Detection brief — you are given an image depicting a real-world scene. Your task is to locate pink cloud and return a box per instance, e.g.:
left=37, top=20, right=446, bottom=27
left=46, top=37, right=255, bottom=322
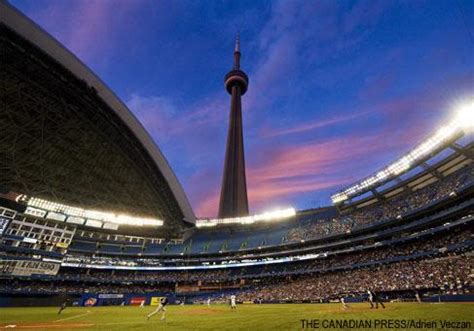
left=24, top=0, right=144, bottom=63
left=128, top=94, right=227, bottom=136
left=248, top=135, right=399, bottom=182
left=260, top=110, right=373, bottom=138
left=193, top=188, right=221, bottom=218
left=193, top=130, right=412, bottom=217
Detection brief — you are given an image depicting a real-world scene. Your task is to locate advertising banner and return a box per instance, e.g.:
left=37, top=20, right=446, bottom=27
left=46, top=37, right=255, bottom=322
left=55, top=242, right=69, bottom=248
left=130, top=297, right=146, bottom=305
left=150, top=297, right=163, bottom=306
left=84, top=298, right=97, bottom=306
left=0, top=259, right=60, bottom=276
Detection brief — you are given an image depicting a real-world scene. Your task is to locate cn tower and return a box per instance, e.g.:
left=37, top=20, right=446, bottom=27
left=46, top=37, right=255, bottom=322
left=218, top=34, right=249, bottom=218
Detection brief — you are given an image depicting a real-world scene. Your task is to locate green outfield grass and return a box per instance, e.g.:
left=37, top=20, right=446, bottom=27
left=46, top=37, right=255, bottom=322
left=1, top=303, right=473, bottom=330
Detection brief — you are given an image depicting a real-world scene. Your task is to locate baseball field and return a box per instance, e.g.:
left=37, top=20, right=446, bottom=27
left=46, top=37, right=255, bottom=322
left=1, top=303, right=473, bottom=330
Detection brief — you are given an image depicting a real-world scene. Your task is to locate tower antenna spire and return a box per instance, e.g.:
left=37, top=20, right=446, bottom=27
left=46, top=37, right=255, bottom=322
left=233, top=32, right=241, bottom=70
left=235, top=32, right=240, bottom=53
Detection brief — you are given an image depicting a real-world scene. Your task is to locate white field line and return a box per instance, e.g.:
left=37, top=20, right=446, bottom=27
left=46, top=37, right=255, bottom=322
left=54, top=311, right=91, bottom=322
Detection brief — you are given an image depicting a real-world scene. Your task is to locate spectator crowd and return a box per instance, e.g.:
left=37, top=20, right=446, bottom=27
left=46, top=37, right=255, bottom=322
left=237, top=254, right=472, bottom=301
left=2, top=228, right=471, bottom=299
left=287, top=165, right=472, bottom=241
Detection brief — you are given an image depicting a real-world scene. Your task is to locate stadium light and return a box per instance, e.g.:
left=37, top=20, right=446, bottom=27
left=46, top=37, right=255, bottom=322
left=454, top=100, right=474, bottom=131
left=196, top=208, right=296, bottom=227
left=331, top=99, right=473, bottom=204
left=25, top=196, right=163, bottom=227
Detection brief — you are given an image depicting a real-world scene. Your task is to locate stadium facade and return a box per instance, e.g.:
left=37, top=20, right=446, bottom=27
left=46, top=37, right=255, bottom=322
left=0, top=0, right=473, bottom=309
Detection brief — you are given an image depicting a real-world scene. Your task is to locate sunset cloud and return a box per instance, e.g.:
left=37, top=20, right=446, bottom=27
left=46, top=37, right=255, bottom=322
left=25, top=0, right=144, bottom=64
left=194, top=125, right=422, bottom=216
left=260, top=111, right=373, bottom=138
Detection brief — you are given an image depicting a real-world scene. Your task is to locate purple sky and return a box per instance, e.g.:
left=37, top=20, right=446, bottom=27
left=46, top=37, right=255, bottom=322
left=11, top=0, right=474, bottom=217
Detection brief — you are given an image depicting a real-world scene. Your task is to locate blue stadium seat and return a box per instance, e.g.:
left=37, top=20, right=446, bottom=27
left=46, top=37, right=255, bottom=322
left=99, top=244, right=122, bottom=253
left=124, top=246, right=143, bottom=254
left=144, top=244, right=165, bottom=254
left=69, top=240, right=97, bottom=252
left=163, top=244, right=184, bottom=255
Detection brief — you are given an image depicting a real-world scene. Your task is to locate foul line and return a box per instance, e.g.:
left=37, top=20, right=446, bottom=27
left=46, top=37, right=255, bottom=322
left=54, top=311, right=91, bottom=322
left=1, top=324, right=94, bottom=329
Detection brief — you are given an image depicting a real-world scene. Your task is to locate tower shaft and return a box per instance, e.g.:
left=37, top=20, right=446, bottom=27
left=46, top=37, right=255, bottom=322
left=218, top=85, right=249, bottom=218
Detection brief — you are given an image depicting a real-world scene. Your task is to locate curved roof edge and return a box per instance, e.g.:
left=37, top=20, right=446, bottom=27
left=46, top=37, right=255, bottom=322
left=0, top=0, right=196, bottom=223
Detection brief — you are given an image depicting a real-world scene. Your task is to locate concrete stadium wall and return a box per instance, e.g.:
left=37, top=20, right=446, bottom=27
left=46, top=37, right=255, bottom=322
left=0, top=294, right=80, bottom=307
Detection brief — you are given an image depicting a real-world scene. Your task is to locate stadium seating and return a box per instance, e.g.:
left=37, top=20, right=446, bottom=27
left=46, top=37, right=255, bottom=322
left=60, top=165, right=473, bottom=258
left=1, top=158, right=472, bottom=303
left=30, top=163, right=462, bottom=262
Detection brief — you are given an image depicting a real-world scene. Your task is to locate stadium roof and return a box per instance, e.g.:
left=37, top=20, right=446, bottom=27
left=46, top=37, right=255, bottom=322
left=0, top=1, right=195, bottom=230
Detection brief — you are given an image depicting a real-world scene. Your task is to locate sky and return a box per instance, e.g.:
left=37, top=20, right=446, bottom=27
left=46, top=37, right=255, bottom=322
left=10, top=0, right=474, bottom=217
